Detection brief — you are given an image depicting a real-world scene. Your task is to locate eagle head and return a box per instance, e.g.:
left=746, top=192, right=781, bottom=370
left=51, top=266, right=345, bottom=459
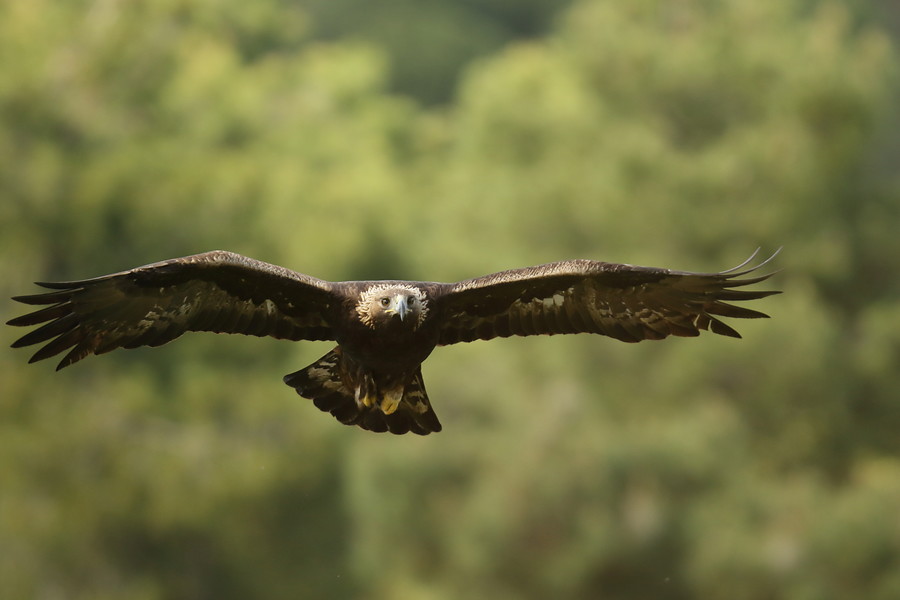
left=356, top=284, right=428, bottom=330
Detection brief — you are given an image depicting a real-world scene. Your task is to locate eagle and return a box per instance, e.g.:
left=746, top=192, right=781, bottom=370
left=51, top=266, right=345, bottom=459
left=8, top=249, right=779, bottom=435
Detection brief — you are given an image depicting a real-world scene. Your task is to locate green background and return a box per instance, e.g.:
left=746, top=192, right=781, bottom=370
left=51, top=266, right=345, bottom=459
left=2, top=0, right=899, bottom=598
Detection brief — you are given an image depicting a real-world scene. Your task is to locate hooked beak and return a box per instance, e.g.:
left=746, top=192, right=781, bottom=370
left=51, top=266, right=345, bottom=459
left=386, top=295, right=408, bottom=322
left=394, top=295, right=408, bottom=322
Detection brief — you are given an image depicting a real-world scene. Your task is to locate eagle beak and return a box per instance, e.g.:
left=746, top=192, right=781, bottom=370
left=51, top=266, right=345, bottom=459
left=394, top=295, right=408, bottom=322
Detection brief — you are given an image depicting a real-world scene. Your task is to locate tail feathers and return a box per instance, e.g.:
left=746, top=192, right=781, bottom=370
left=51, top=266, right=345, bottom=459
left=283, top=348, right=442, bottom=435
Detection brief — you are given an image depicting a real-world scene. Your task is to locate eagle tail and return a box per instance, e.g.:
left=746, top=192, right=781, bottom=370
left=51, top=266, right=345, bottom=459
left=283, top=348, right=442, bottom=435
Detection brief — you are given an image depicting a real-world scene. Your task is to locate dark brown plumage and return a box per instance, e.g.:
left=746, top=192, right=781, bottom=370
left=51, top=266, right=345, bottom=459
left=7, top=249, right=780, bottom=434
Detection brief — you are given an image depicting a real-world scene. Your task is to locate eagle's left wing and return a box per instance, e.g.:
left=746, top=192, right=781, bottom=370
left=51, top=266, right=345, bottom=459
left=433, top=250, right=780, bottom=345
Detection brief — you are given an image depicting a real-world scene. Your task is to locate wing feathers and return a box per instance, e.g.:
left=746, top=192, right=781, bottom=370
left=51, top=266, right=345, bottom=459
left=705, top=302, right=770, bottom=320
left=10, top=312, right=79, bottom=348
left=60, top=339, right=95, bottom=369
left=8, top=251, right=339, bottom=369
left=10, top=250, right=780, bottom=371
left=707, top=316, right=741, bottom=338
left=6, top=302, right=73, bottom=327
left=28, top=327, right=85, bottom=365
left=435, top=250, right=780, bottom=345
left=11, top=289, right=77, bottom=305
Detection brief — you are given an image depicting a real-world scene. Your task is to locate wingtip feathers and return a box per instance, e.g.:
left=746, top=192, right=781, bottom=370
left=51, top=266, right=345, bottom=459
left=718, top=247, right=782, bottom=280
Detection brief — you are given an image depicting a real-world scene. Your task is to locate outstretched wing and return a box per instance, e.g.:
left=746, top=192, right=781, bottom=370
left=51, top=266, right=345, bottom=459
left=433, top=250, right=780, bottom=345
left=8, top=251, right=338, bottom=370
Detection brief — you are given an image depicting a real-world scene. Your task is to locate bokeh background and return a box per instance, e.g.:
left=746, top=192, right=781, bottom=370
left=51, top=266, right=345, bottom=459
left=2, top=1, right=899, bottom=598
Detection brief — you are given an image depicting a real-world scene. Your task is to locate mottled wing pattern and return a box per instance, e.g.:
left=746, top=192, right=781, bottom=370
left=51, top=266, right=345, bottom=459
left=8, top=251, right=338, bottom=370
left=434, top=250, right=780, bottom=345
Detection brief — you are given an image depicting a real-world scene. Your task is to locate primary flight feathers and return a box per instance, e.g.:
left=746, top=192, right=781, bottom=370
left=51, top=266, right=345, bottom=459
left=8, top=249, right=780, bottom=435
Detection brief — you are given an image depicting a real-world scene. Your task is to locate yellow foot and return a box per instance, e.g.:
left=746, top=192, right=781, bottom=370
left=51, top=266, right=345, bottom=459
left=380, top=390, right=402, bottom=415
left=355, top=386, right=376, bottom=409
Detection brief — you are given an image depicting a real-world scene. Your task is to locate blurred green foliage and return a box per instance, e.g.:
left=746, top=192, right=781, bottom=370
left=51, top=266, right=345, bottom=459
left=2, top=0, right=899, bottom=599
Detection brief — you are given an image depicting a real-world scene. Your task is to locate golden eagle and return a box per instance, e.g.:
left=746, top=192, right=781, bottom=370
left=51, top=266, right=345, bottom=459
left=8, top=250, right=779, bottom=434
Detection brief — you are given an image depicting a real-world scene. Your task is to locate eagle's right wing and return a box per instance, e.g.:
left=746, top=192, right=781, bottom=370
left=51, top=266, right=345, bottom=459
left=8, top=251, right=338, bottom=370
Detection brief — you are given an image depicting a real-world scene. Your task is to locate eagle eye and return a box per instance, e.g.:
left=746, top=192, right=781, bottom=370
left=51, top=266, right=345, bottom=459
left=407, top=295, right=416, bottom=307
left=380, top=297, right=391, bottom=308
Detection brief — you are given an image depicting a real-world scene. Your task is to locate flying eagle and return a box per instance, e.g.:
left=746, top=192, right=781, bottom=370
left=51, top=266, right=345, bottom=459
left=8, top=250, right=779, bottom=435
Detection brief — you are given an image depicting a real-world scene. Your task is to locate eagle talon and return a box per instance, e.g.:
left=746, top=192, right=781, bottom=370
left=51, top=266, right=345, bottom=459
left=380, top=395, right=401, bottom=415
left=354, top=386, right=376, bottom=409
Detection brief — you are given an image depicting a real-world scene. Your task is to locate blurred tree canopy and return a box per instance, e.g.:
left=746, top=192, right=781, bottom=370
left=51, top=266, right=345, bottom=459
left=1, top=1, right=898, bottom=599
left=305, top=0, right=573, bottom=105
